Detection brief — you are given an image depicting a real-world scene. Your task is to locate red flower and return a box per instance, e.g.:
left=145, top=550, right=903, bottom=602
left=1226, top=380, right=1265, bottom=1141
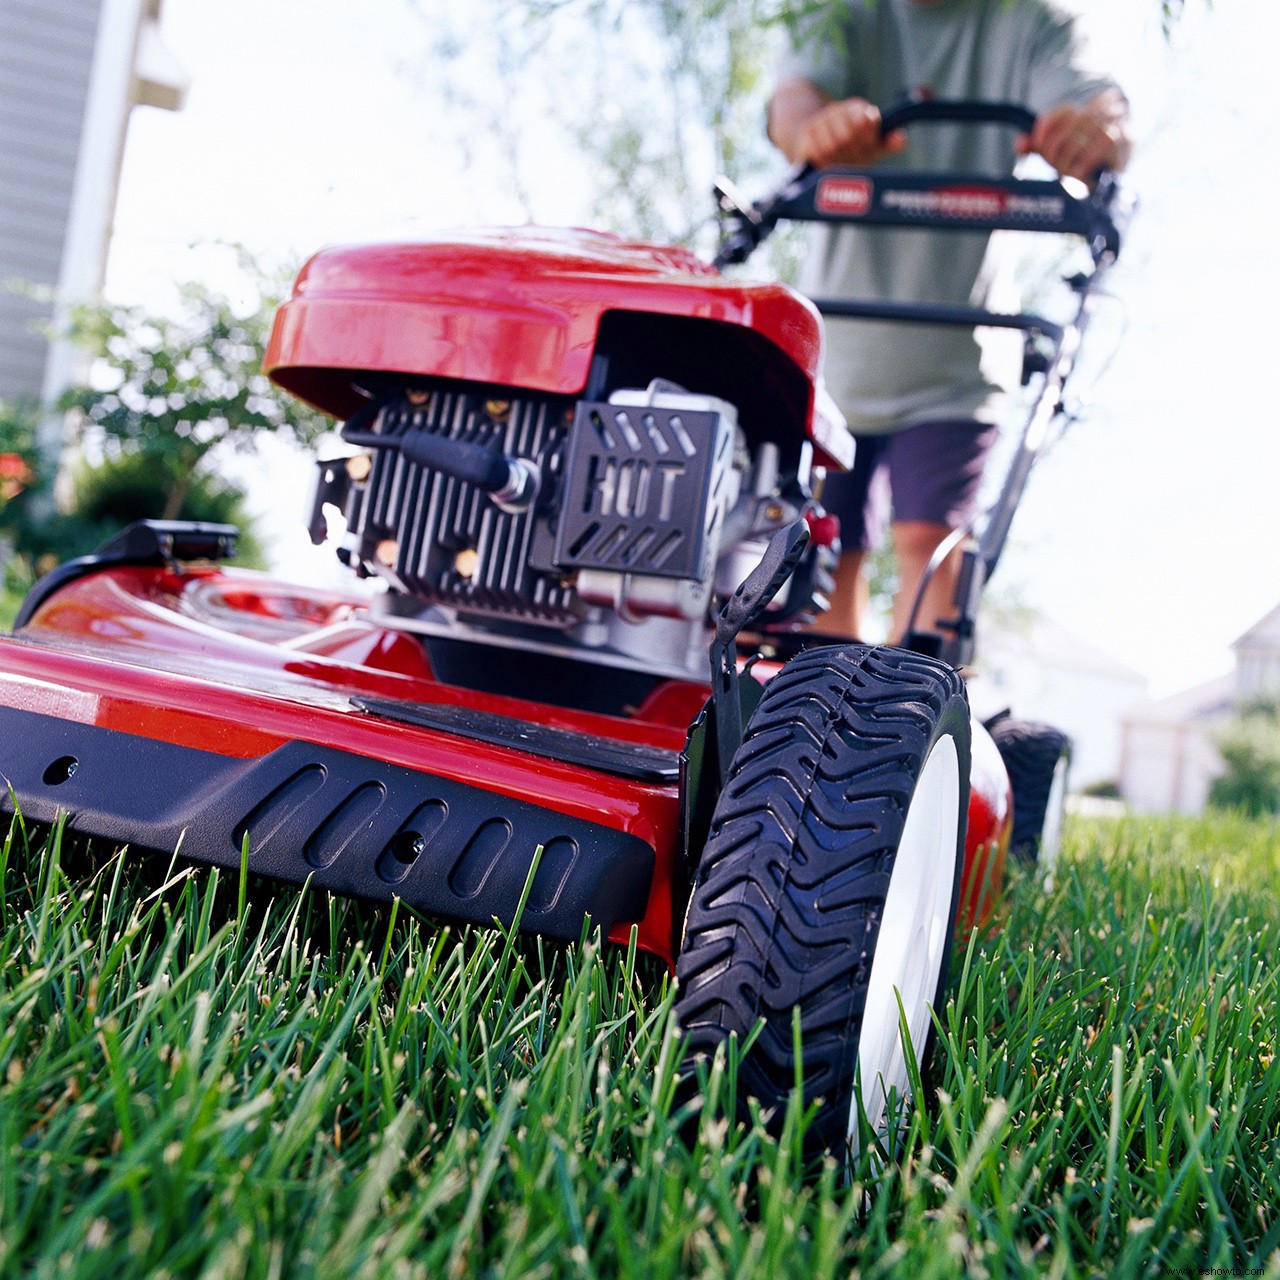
left=0, top=451, right=33, bottom=501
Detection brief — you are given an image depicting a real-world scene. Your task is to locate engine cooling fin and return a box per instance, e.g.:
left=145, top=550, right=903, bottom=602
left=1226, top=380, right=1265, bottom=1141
left=352, top=387, right=578, bottom=624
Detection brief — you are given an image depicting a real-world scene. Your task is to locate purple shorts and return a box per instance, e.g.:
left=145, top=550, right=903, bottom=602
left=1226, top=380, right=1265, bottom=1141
left=821, top=417, right=999, bottom=551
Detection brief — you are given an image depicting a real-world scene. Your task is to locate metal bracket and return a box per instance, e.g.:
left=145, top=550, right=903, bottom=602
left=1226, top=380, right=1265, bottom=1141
left=13, top=520, right=240, bottom=630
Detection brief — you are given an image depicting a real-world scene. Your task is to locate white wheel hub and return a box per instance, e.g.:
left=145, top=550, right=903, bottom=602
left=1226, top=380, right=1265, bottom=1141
left=1039, top=752, right=1070, bottom=867
left=849, top=732, right=961, bottom=1151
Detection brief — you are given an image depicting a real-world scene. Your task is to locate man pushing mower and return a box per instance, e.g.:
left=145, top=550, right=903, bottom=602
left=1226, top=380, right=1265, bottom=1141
left=768, top=0, right=1132, bottom=642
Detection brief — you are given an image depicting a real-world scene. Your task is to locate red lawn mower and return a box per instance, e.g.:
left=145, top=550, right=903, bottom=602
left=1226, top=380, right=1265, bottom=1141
left=0, top=101, right=1127, bottom=1155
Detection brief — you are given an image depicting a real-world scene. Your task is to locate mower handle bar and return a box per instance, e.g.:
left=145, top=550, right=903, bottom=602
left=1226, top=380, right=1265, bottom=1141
left=710, top=97, right=1131, bottom=639
left=712, top=98, right=1124, bottom=270
left=760, top=98, right=1040, bottom=215
left=808, top=98, right=1042, bottom=193
left=780, top=99, right=1041, bottom=193
left=879, top=97, right=1037, bottom=137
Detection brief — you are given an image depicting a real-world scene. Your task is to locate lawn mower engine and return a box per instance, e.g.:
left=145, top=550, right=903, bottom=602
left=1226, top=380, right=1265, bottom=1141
left=274, top=230, right=846, bottom=690
left=314, top=375, right=816, bottom=678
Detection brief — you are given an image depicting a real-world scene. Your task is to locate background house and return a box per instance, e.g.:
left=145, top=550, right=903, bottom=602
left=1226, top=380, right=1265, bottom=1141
left=0, top=0, right=186, bottom=424
left=973, top=609, right=1149, bottom=790
left=1118, top=603, right=1280, bottom=813
left=1117, top=674, right=1233, bottom=814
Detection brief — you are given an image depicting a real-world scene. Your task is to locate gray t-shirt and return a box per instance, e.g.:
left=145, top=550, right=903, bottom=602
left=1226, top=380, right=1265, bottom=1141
left=778, top=0, right=1115, bottom=433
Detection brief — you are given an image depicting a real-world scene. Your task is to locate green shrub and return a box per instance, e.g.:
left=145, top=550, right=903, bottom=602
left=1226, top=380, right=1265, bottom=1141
left=1209, top=698, right=1280, bottom=817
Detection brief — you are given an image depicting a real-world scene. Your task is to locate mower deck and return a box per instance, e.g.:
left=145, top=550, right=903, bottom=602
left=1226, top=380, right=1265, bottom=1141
left=0, top=562, right=698, bottom=959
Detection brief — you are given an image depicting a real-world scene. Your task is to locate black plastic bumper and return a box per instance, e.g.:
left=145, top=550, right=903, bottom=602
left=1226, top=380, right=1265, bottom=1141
left=0, top=705, right=655, bottom=940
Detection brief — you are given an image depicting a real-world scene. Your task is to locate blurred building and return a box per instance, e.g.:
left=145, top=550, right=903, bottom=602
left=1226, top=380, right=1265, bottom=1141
left=971, top=609, right=1149, bottom=792
left=0, top=0, right=186, bottom=412
left=1118, top=603, right=1280, bottom=814
left=1116, top=675, right=1232, bottom=815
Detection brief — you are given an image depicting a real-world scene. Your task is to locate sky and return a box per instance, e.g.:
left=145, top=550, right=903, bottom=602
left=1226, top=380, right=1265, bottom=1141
left=105, top=0, right=1280, bottom=700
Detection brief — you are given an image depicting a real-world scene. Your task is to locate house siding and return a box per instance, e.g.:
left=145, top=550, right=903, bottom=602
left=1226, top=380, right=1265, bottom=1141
left=0, top=0, right=104, bottom=402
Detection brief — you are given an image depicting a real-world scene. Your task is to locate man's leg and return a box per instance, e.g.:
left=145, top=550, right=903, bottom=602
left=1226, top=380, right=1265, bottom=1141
left=825, top=548, right=869, bottom=637
left=813, top=435, right=886, bottom=639
left=890, top=519, right=962, bottom=642
left=885, top=418, right=999, bottom=644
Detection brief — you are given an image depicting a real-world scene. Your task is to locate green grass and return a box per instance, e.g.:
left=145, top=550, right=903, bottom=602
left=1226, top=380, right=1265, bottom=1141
left=0, top=578, right=25, bottom=631
left=2, top=811, right=1279, bottom=1278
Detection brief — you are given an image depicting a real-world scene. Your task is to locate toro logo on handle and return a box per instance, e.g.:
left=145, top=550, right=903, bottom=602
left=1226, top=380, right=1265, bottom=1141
left=816, top=175, right=873, bottom=216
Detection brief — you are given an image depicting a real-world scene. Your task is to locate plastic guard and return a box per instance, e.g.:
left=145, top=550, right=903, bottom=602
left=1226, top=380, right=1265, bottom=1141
left=553, top=400, right=722, bottom=579
left=0, top=705, right=654, bottom=940
left=14, top=520, right=240, bottom=629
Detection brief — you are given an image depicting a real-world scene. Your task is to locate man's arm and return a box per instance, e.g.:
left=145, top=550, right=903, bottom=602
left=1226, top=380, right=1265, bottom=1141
left=1016, top=87, right=1133, bottom=180
left=768, top=75, right=908, bottom=168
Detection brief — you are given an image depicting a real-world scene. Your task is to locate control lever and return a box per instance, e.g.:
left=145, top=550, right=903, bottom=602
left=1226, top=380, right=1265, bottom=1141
left=709, top=519, right=811, bottom=785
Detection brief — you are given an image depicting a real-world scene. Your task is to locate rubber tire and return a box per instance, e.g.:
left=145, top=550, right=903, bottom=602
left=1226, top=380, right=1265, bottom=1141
left=987, top=717, right=1072, bottom=865
left=674, top=643, right=970, bottom=1157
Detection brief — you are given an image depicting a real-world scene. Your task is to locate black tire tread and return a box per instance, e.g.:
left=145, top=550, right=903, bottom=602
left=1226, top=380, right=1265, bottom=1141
left=987, top=717, right=1071, bottom=862
left=674, top=643, right=970, bottom=1152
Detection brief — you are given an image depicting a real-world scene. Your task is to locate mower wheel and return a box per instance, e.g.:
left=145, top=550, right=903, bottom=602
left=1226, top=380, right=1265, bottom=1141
left=987, top=717, right=1071, bottom=865
left=673, top=644, right=970, bottom=1157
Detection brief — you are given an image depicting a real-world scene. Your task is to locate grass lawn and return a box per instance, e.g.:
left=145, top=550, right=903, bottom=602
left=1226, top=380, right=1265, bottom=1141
left=0, top=579, right=25, bottom=632
left=2, top=810, right=1278, bottom=1278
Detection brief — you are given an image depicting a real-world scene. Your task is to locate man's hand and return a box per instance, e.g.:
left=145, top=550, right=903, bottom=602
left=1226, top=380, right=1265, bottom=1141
left=769, top=78, right=908, bottom=168
left=793, top=97, right=909, bottom=168
left=1016, top=88, right=1132, bottom=181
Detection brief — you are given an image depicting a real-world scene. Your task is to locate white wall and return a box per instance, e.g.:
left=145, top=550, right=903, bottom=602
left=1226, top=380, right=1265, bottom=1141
left=1119, top=718, right=1223, bottom=815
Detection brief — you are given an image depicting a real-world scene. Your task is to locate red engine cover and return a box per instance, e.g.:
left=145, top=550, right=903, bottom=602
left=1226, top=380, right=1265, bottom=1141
left=264, top=227, right=853, bottom=470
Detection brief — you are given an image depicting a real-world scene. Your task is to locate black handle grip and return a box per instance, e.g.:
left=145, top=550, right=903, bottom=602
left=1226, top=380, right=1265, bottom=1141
left=761, top=101, right=1038, bottom=213
left=880, top=98, right=1037, bottom=138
